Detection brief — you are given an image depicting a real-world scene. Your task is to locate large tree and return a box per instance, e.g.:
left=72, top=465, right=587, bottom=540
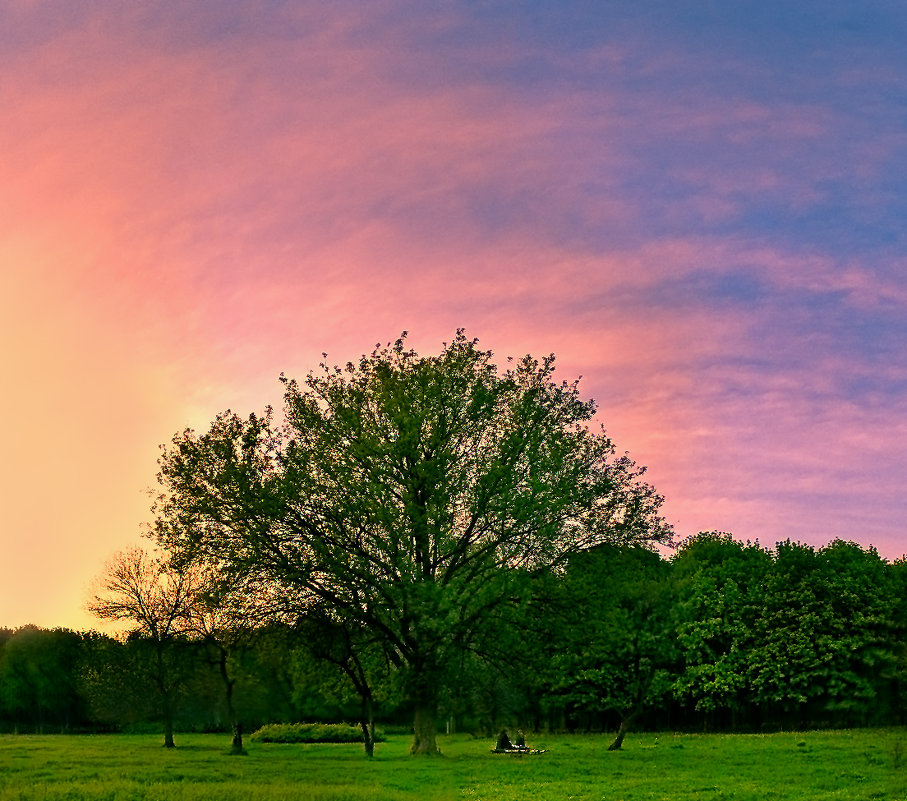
left=747, top=539, right=896, bottom=728
left=671, top=532, right=770, bottom=729
left=153, top=332, right=672, bottom=754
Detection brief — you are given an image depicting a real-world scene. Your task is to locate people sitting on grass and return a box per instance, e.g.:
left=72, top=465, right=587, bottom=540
left=493, top=728, right=544, bottom=754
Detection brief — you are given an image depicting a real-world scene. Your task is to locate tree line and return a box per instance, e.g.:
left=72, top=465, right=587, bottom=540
left=4, top=332, right=903, bottom=754
left=2, top=534, right=904, bottom=749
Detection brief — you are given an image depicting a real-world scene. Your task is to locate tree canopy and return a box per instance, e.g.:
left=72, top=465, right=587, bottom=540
left=152, top=332, right=673, bottom=753
left=3, top=538, right=906, bottom=741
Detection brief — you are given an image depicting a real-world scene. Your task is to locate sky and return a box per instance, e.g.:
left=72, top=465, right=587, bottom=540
left=2, top=0, right=906, bottom=631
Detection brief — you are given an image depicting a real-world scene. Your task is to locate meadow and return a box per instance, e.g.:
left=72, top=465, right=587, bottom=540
left=0, top=729, right=904, bottom=801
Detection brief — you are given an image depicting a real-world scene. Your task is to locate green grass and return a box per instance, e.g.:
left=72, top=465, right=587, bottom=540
left=0, top=729, right=905, bottom=800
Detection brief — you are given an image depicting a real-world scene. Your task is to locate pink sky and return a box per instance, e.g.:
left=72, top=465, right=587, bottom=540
left=2, top=2, right=906, bottom=630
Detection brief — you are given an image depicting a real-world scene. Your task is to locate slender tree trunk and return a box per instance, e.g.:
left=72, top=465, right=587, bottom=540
left=359, top=692, right=375, bottom=758
left=156, top=645, right=176, bottom=748
left=161, top=682, right=176, bottom=748
left=607, top=713, right=636, bottom=751
left=333, top=637, right=377, bottom=758
left=608, top=661, right=650, bottom=751
left=227, top=680, right=243, bottom=755
left=218, top=649, right=244, bottom=755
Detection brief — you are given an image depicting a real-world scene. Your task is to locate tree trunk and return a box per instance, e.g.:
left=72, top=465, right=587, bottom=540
left=359, top=691, right=376, bottom=758
left=408, top=661, right=441, bottom=755
left=607, top=715, right=634, bottom=751
left=163, top=715, right=176, bottom=748
left=219, top=650, right=245, bottom=755
left=160, top=686, right=176, bottom=748
left=156, top=644, right=176, bottom=748
left=230, top=720, right=244, bottom=755
left=331, top=636, right=377, bottom=759
left=411, top=701, right=440, bottom=755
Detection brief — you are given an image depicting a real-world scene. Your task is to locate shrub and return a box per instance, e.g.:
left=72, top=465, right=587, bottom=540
left=249, top=723, right=385, bottom=744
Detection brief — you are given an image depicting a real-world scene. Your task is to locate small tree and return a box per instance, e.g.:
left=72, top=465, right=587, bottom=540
left=294, top=609, right=388, bottom=757
left=548, top=545, right=677, bottom=749
left=87, top=547, right=197, bottom=747
left=153, top=332, right=673, bottom=754
left=181, top=569, right=286, bottom=754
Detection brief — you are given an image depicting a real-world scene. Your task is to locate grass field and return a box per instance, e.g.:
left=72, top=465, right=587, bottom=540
left=0, top=729, right=904, bottom=801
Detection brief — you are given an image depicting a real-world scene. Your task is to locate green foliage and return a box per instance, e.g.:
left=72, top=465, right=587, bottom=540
left=234, top=625, right=310, bottom=725
left=7, top=536, right=907, bottom=740
left=249, top=722, right=386, bottom=744
left=670, top=533, right=904, bottom=729
left=672, top=532, right=771, bottom=720
left=543, top=544, right=677, bottom=740
left=77, top=630, right=149, bottom=727
left=153, top=332, right=672, bottom=753
left=747, top=540, right=895, bottom=723
left=0, top=626, right=85, bottom=732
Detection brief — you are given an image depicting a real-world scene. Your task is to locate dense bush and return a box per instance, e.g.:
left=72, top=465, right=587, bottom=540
left=249, top=722, right=385, bottom=744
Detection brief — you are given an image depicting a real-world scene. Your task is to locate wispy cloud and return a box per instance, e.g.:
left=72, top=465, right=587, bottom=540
left=2, top=0, right=906, bottom=627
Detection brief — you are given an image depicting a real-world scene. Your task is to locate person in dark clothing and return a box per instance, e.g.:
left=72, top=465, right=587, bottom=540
left=493, top=727, right=546, bottom=754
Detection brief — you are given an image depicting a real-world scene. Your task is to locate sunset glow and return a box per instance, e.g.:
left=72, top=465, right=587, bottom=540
left=2, top=1, right=906, bottom=630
